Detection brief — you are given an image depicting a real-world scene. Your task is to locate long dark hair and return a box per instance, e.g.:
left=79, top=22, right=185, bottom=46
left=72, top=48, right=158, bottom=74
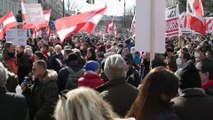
left=87, top=47, right=96, bottom=61
left=126, top=67, right=179, bottom=120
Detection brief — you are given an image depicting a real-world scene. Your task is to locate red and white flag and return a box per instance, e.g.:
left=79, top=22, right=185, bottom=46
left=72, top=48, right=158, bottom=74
left=0, top=12, right=18, bottom=39
left=205, top=17, right=213, bottom=33
left=131, top=15, right=136, bottom=33
left=114, top=24, right=118, bottom=36
left=106, top=19, right=114, bottom=34
left=55, top=6, right=107, bottom=41
left=179, top=12, right=191, bottom=34
left=187, top=0, right=206, bottom=35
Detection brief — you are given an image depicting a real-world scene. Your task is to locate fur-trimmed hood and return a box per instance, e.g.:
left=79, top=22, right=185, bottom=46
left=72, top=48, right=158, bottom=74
left=42, top=70, right=58, bottom=83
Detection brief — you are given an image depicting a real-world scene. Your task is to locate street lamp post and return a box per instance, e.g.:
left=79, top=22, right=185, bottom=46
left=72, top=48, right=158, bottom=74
left=63, top=0, right=65, bottom=17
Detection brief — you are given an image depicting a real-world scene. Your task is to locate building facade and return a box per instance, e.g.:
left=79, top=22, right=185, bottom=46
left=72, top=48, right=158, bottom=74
left=38, top=0, right=63, bottom=19
left=0, top=0, right=38, bottom=17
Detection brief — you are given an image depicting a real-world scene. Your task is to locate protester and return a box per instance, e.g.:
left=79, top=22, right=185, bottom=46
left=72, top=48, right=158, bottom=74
left=0, top=62, right=27, bottom=120
left=87, top=47, right=96, bottom=61
left=72, top=48, right=86, bottom=68
left=3, top=42, right=18, bottom=74
left=54, top=87, right=135, bottom=120
left=57, top=53, right=84, bottom=92
left=172, top=60, right=213, bottom=120
left=124, top=57, right=141, bottom=87
left=97, top=54, right=138, bottom=117
left=126, top=67, right=179, bottom=120
left=17, top=45, right=33, bottom=83
left=196, top=58, right=213, bottom=97
left=22, top=60, right=59, bottom=120
left=78, top=60, right=104, bottom=89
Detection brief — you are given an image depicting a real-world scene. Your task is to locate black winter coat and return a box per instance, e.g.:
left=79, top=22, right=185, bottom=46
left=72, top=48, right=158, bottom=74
left=23, top=70, right=59, bottom=120
left=97, top=78, right=138, bottom=117
left=0, top=86, right=27, bottom=120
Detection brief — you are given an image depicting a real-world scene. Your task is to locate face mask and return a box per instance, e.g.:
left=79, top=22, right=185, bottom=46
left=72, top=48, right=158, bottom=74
left=176, top=58, right=182, bottom=65
left=194, top=52, right=200, bottom=58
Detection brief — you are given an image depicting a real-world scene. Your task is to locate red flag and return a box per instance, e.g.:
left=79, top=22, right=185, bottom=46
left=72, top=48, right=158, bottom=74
left=55, top=6, right=107, bottom=41
left=187, top=0, right=206, bottom=35
left=106, top=19, right=114, bottom=34
left=0, top=11, right=18, bottom=39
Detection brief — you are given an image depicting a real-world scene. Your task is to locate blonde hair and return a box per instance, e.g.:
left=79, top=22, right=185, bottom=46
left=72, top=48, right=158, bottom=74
left=54, top=87, right=117, bottom=120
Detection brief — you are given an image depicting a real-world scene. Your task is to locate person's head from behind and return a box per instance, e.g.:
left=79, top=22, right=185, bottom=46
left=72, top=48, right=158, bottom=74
left=67, top=53, right=78, bottom=65
left=0, top=62, right=8, bottom=87
left=176, top=60, right=201, bottom=89
left=127, top=67, right=179, bottom=120
left=4, top=42, right=15, bottom=54
left=32, top=60, right=47, bottom=79
left=24, top=47, right=33, bottom=57
left=196, top=58, right=213, bottom=84
left=151, top=54, right=166, bottom=69
left=104, top=54, right=127, bottom=80
left=84, top=60, right=100, bottom=74
left=54, top=87, right=116, bottom=120
left=35, top=51, right=46, bottom=61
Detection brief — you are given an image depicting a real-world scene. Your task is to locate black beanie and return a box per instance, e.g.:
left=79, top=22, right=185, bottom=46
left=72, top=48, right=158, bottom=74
left=67, top=53, right=78, bottom=64
left=175, top=60, right=201, bottom=89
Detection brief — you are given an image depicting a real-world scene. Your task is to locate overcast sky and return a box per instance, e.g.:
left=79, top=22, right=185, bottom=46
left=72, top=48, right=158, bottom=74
left=63, top=0, right=136, bottom=16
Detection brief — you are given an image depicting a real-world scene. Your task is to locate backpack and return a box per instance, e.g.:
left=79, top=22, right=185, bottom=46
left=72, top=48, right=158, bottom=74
left=65, top=67, right=84, bottom=90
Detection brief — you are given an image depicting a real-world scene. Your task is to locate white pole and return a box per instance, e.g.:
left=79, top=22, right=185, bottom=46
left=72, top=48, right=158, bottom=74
left=150, top=0, right=156, bottom=63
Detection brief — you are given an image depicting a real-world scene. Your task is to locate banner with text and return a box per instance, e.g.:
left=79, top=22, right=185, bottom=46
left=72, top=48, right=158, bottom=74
left=6, top=29, right=27, bottom=46
left=24, top=3, right=45, bottom=24
left=165, top=5, right=179, bottom=37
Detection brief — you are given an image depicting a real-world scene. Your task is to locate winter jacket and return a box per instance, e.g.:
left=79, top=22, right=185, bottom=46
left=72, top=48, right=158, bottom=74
left=78, top=71, right=104, bottom=89
left=6, top=71, right=19, bottom=92
left=3, top=50, right=18, bottom=74
left=172, top=88, right=213, bottom=120
left=57, top=61, right=83, bottom=92
left=17, top=52, right=33, bottom=83
left=126, top=67, right=141, bottom=87
left=97, top=77, right=138, bottom=117
left=47, top=53, right=63, bottom=72
left=0, top=86, right=27, bottom=120
left=23, top=70, right=59, bottom=120
left=202, top=80, right=213, bottom=97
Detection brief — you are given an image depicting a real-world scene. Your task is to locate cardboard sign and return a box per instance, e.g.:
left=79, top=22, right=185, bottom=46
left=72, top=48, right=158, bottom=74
left=6, top=29, right=27, bottom=45
left=24, top=3, right=45, bottom=24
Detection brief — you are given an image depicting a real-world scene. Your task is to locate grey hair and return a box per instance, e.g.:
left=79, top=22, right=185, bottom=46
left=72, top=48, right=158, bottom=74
left=0, top=62, right=8, bottom=86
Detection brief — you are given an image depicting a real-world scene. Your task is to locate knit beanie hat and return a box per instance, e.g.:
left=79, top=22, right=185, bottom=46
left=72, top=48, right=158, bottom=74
left=104, top=54, right=126, bottom=80
left=67, top=53, right=78, bottom=64
left=84, top=60, right=99, bottom=72
left=175, top=60, right=201, bottom=89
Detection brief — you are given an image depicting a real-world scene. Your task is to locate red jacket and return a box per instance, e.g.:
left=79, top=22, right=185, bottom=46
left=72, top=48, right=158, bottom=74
left=78, top=72, right=104, bottom=89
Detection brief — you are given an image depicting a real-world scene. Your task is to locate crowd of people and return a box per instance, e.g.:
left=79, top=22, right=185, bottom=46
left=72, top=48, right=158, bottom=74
left=0, top=33, right=213, bottom=120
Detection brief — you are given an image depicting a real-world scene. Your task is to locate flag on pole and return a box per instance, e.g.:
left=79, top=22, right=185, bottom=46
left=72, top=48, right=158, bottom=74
left=55, top=6, right=107, bottom=41
left=106, top=19, right=114, bottom=34
left=0, top=12, right=18, bottom=39
left=131, top=15, right=136, bottom=33
left=114, top=24, right=118, bottom=36
left=179, top=12, right=191, bottom=34
left=187, top=0, right=206, bottom=35
left=205, top=17, right=213, bottom=33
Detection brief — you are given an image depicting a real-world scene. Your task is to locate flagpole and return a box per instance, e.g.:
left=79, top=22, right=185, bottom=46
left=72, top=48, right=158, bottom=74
left=150, top=0, right=156, bottom=63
